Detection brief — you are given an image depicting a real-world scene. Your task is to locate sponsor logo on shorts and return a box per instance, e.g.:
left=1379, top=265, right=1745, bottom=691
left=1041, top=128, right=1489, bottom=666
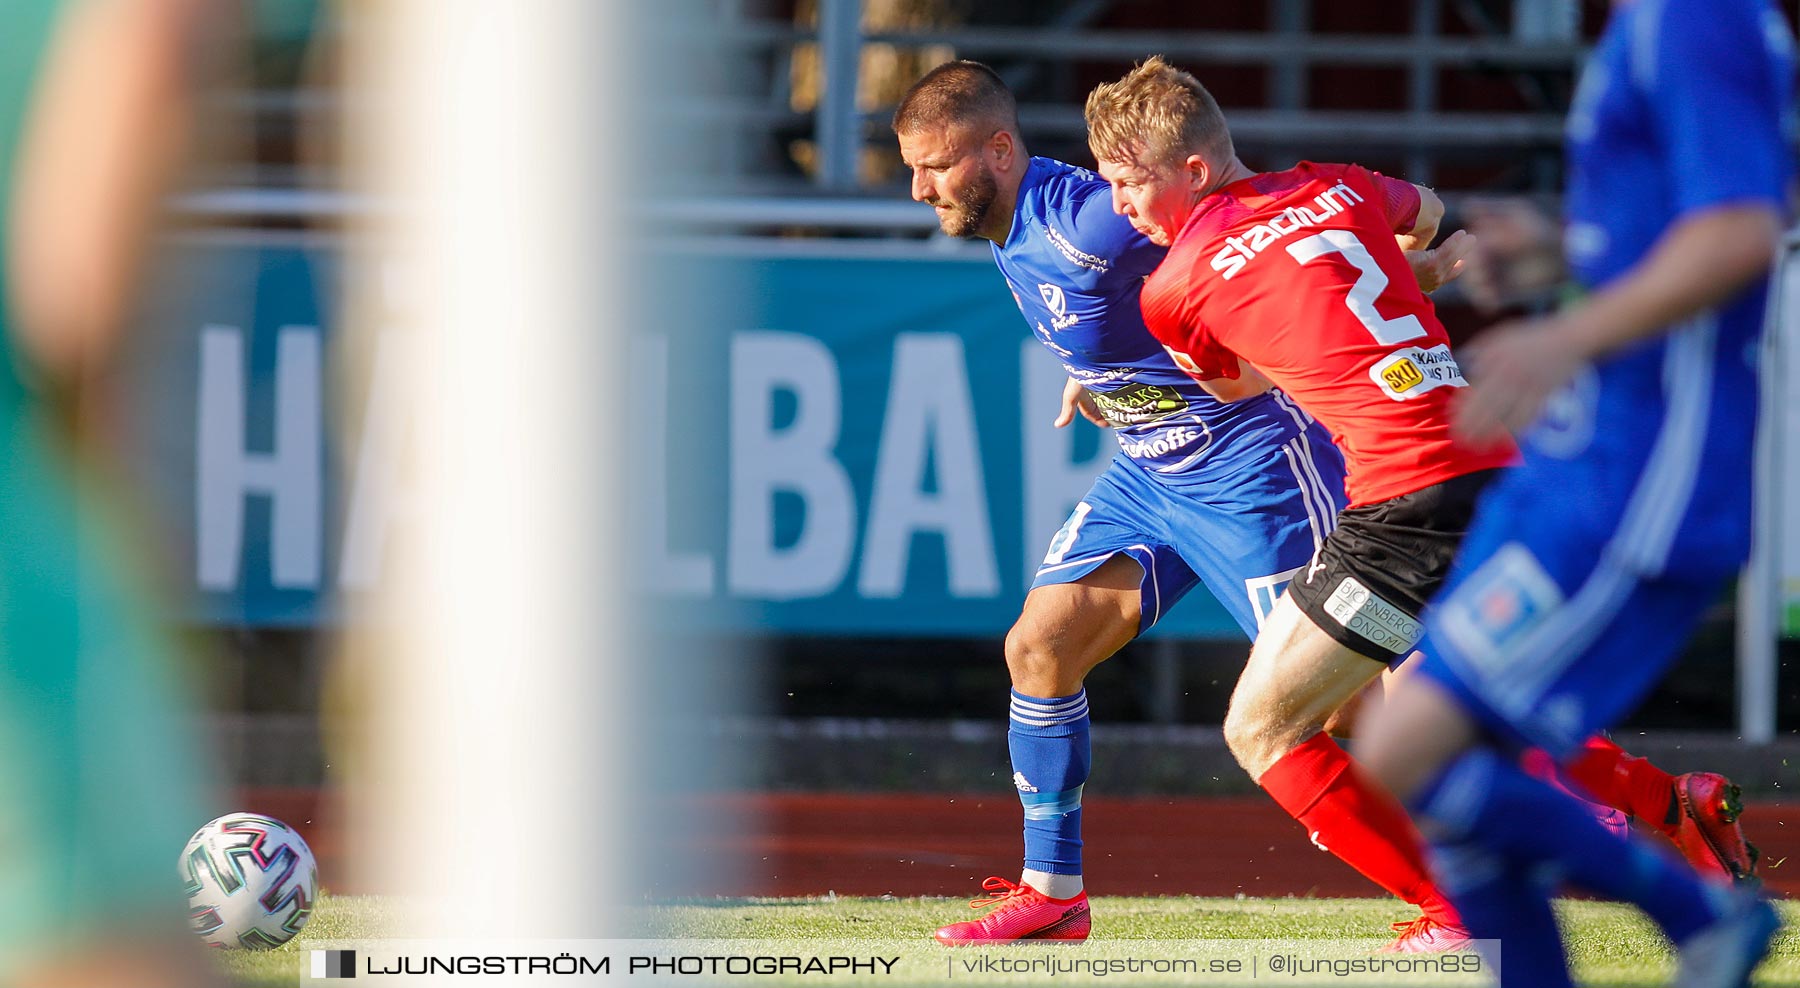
left=1322, top=577, right=1423, bottom=654
left=1245, top=566, right=1305, bottom=631
left=1437, top=542, right=1566, bottom=675
left=1042, top=503, right=1092, bottom=565
left=1369, top=344, right=1466, bottom=401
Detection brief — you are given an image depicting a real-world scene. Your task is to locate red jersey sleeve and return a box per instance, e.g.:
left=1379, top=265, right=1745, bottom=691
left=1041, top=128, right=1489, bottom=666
left=1368, top=168, right=1422, bottom=233
left=1305, top=161, right=1421, bottom=234
left=1140, top=265, right=1239, bottom=380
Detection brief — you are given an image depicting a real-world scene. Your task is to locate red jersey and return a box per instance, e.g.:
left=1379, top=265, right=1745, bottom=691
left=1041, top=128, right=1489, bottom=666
left=1140, top=161, right=1517, bottom=507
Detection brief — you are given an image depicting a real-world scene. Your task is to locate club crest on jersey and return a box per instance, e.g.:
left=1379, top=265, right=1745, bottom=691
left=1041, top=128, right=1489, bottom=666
left=1039, top=283, right=1079, bottom=330
left=1211, top=181, right=1363, bottom=279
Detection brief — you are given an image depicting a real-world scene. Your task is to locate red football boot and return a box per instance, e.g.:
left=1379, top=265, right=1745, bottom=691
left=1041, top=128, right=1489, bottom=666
left=933, top=877, right=1091, bottom=946
left=1671, top=773, right=1759, bottom=884
left=1380, top=914, right=1474, bottom=954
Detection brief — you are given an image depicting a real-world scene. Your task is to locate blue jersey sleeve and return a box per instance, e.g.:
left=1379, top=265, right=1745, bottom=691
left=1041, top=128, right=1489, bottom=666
left=1065, top=182, right=1166, bottom=282
left=1639, top=0, right=1793, bottom=215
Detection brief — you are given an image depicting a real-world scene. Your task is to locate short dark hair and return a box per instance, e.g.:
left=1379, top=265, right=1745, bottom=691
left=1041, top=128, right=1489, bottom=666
left=892, top=60, right=1019, bottom=136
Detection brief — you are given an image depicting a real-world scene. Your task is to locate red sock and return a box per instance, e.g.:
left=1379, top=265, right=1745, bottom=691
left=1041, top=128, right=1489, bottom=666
left=1258, top=733, right=1459, bottom=925
left=1562, top=736, right=1679, bottom=834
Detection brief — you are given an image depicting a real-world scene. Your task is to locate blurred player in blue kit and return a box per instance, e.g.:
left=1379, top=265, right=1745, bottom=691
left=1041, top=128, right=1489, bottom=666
left=1357, top=1, right=1794, bottom=986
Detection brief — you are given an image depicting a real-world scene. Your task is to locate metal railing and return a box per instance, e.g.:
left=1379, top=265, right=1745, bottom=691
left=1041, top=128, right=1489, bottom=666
left=185, top=2, right=1594, bottom=228
left=678, top=0, right=1588, bottom=193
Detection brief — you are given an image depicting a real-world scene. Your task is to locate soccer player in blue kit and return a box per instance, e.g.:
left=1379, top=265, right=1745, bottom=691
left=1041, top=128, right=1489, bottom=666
left=893, top=60, right=1485, bottom=950
left=1357, top=1, right=1794, bottom=985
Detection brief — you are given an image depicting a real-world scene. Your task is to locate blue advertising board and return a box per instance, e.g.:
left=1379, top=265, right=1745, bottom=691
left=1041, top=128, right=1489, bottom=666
left=143, top=236, right=1243, bottom=638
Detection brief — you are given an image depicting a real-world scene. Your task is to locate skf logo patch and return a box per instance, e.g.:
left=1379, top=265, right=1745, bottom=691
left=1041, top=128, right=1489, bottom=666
left=1380, top=357, right=1424, bottom=393
left=1370, top=344, right=1467, bottom=401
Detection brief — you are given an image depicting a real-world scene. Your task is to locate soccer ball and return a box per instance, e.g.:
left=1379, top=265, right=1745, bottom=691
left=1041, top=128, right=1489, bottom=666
left=180, top=812, right=319, bottom=949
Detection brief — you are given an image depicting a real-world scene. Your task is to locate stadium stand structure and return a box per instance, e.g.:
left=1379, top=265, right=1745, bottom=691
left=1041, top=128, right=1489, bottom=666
left=185, top=1, right=1597, bottom=228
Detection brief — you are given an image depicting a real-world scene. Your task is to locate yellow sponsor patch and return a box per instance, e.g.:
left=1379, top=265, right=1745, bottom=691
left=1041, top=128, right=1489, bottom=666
left=1369, top=344, right=1466, bottom=401
left=1380, top=357, right=1425, bottom=393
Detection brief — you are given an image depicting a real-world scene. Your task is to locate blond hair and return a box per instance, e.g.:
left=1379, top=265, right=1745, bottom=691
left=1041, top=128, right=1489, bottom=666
left=1085, top=56, right=1233, bottom=167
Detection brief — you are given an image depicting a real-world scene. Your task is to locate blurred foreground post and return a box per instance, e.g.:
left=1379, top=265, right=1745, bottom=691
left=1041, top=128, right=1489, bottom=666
left=344, top=0, right=626, bottom=937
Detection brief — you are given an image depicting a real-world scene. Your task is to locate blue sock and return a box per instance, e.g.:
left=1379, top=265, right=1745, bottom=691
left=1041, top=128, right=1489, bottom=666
left=1008, top=689, right=1090, bottom=877
left=1419, top=749, right=1723, bottom=945
left=1429, top=837, right=1572, bottom=987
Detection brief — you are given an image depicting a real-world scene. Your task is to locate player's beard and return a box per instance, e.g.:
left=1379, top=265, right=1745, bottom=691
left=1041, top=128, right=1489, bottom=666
left=935, top=166, right=999, bottom=239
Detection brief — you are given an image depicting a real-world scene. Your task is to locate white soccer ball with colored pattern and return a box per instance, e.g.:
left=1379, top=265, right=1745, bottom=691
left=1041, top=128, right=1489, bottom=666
left=180, top=812, right=318, bottom=949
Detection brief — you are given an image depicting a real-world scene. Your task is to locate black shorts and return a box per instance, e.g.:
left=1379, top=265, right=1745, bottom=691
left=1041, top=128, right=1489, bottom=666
left=1285, top=469, right=1503, bottom=662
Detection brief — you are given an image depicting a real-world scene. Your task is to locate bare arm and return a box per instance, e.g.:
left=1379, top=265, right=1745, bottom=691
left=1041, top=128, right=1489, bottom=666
left=6, top=0, right=201, bottom=382
left=1551, top=204, right=1780, bottom=359
left=1396, top=184, right=1444, bottom=253
left=1406, top=229, right=1473, bottom=294
left=1053, top=376, right=1110, bottom=428
left=1195, top=359, right=1275, bottom=403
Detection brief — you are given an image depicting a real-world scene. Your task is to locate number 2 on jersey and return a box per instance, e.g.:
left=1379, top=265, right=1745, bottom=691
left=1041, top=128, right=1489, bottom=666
left=1284, top=230, right=1427, bottom=346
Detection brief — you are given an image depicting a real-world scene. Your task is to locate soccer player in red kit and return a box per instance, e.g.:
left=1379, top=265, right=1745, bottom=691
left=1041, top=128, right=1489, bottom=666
left=1081, top=55, right=1756, bottom=950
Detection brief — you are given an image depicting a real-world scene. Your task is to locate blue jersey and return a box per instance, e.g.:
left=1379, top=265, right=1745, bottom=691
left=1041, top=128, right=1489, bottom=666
left=1565, top=0, right=1793, bottom=289
left=994, top=157, right=1307, bottom=488
left=1543, top=0, right=1793, bottom=573
left=1410, top=0, right=1795, bottom=754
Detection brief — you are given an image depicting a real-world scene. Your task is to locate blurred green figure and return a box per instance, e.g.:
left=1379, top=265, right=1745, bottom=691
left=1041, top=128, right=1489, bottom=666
left=0, top=0, right=222, bottom=984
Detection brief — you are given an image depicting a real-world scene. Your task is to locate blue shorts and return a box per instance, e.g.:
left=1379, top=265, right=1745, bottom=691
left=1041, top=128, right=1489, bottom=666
left=1411, top=455, right=1735, bottom=755
left=1412, top=326, right=1749, bottom=756
left=1031, top=420, right=1346, bottom=638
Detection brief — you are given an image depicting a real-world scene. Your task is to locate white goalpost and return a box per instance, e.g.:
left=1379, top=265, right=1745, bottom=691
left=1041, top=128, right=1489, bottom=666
left=1737, top=230, right=1800, bottom=746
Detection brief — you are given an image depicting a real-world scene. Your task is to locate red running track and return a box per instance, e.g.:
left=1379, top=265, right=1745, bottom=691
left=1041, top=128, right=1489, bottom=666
left=240, top=789, right=1800, bottom=900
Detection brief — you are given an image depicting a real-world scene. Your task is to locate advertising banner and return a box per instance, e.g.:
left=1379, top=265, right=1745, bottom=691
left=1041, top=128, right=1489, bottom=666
left=139, top=237, right=1245, bottom=638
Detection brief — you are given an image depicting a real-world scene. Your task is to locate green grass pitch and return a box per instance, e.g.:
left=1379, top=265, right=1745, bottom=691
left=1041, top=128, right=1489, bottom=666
left=221, top=893, right=1800, bottom=986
